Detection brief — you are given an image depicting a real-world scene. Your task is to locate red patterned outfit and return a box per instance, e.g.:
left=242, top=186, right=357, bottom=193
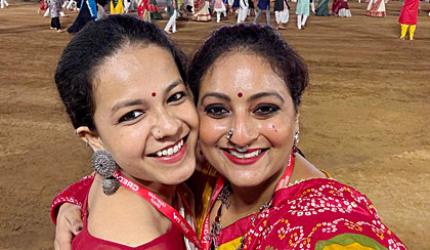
left=137, top=0, right=158, bottom=22
left=51, top=155, right=406, bottom=249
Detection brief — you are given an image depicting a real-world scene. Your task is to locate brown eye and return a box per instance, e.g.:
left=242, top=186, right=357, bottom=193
left=167, top=91, right=186, bottom=104
left=253, top=104, right=280, bottom=116
left=204, top=104, right=230, bottom=119
left=119, top=110, right=144, bottom=123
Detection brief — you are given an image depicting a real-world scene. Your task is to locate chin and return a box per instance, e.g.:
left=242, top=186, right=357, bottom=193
left=160, top=159, right=196, bottom=185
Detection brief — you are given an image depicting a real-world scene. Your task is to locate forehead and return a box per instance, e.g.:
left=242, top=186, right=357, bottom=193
left=199, top=52, right=289, bottom=97
left=92, top=44, right=181, bottom=98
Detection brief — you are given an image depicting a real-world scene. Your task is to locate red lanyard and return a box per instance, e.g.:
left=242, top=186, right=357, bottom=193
left=199, top=151, right=295, bottom=250
left=112, top=170, right=201, bottom=248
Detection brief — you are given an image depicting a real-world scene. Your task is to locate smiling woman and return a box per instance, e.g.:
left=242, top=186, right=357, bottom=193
left=51, top=24, right=406, bottom=250
left=187, top=24, right=406, bottom=249
left=53, top=15, right=199, bottom=249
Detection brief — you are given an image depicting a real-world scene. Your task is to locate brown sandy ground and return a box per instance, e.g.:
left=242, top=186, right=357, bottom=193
left=0, top=1, right=429, bottom=249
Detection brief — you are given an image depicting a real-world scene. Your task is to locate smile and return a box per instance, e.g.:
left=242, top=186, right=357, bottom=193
left=155, top=139, right=184, bottom=157
left=148, top=135, right=188, bottom=164
left=221, top=148, right=268, bottom=165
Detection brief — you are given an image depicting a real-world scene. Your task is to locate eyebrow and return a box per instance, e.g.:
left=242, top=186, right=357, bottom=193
left=111, top=79, right=183, bottom=112
left=200, top=92, right=231, bottom=104
left=111, top=99, right=146, bottom=113
left=166, top=79, right=183, bottom=93
left=248, top=92, right=285, bottom=103
left=200, top=91, right=285, bottom=104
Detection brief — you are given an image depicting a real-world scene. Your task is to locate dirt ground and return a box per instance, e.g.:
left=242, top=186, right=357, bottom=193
left=0, top=1, right=429, bottom=249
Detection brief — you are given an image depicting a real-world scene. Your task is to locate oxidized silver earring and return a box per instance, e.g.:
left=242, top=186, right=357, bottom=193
left=294, top=130, right=300, bottom=146
left=91, top=150, right=120, bottom=195
left=226, top=129, right=234, bottom=141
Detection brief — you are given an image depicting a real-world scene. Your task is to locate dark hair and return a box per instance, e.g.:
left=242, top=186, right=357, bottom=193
left=55, top=15, right=187, bottom=130
left=188, top=24, right=308, bottom=111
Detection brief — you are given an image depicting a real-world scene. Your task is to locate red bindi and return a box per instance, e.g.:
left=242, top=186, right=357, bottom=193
left=237, top=92, right=243, bottom=98
left=151, top=92, right=156, bottom=97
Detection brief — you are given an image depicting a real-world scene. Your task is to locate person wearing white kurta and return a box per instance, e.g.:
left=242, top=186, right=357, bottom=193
left=214, top=0, right=227, bottom=23
left=164, top=0, right=178, bottom=33
left=237, top=0, right=249, bottom=23
left=366, top=0, right=385, bottom=17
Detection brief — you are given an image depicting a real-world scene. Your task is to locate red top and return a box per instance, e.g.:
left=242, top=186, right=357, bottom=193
left=51, top=176, right=186, bottom=250
left=399, top=0, right=419, bottom=25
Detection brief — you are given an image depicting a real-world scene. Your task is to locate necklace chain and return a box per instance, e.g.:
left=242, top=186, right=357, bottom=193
left=210, top=183, right=272, bottom=250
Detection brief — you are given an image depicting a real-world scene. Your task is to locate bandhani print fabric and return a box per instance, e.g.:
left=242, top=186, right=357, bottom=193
left=207, top=178, right=406, bottom=250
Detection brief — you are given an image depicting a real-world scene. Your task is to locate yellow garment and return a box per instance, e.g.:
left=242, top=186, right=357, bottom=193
left=400, top=24, right=408, bottom=39
left=409, top=25, right=416, bottom=40
left=400, top=24, right=416, bottom=40
left=218, top=237, right=243, bottom=250
left=322, top=242, right=375, bottom=250
left=110, top=0, right=124, bottom=14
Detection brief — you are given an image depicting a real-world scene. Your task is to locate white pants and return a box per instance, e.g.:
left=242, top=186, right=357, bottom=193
left=237, top=7, right=248, bottom=23
left=296, top=14, right=308, bottom=29
left=216, top=10, right=227, bottom=22
left=123, top=0, right=131, bottom=13
left=164, top=10, right=177, bottom=33
left=275, top=9, right=289, bottom=24
left=62, top=0, right=76, bottom=9
left=1, top=0, right=9, bottom=8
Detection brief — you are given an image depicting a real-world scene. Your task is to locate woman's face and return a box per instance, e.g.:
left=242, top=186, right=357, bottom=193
left=197, top=52, right=297, bottom=188
left=88, top=45, right=198, bottom=185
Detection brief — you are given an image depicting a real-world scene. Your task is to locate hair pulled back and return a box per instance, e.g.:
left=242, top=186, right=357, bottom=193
left=188, top=24, right=308, bottom=110
left=55, top=15, right=187, bottom=130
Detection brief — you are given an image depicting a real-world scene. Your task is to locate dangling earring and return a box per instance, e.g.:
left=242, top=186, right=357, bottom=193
left=226, top=129, right=234, bottom=141
left=91, top=150, right=120, bottom=195
left=294, top=130, right=300, bottom=147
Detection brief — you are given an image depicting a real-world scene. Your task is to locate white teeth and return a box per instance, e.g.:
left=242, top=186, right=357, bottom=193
left=154, top=139, right=184, bottom=157
left=230, top=149, right=262, bottom=159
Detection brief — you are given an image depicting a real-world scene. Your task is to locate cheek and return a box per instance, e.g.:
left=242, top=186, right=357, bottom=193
left=260, top=121, right=294, bottom=147
left=198, top=115, right=229, bottom=146
left=181, top=103, right=199, bottom=129
left=109, top=126, right=149, bottom=162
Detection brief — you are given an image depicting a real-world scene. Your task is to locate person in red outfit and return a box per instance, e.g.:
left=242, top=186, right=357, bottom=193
left=137, top=0, right=158, bottom=22
left=52, top=15, right=200, bottom=250
left=399, top=0, right=419, bottom=40
left=52, top=24, right=407, bottom=250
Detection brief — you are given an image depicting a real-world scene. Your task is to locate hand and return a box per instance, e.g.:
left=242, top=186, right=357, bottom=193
left=54, top=203, right=83, bottom=250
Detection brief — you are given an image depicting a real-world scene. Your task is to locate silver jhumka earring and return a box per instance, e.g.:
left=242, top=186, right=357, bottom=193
left=91, top=150, right=120, bottom=195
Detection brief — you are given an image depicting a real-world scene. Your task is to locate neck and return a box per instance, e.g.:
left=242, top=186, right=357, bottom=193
left=123, top=172, right=177, bottom=205
left=228, top=167, right=285, bottom=214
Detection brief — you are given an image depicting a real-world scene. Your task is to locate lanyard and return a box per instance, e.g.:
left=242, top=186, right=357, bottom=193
left=112, top=170, right=201, bottom=248
left=199, top=151, right=296, bottom=250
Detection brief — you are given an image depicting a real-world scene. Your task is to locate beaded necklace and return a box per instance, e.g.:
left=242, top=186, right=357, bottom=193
left=209, top=182, right=273, bottom=250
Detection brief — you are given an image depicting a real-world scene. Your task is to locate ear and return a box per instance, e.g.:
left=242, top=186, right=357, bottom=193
left=76, top=126, right=105, bottom=152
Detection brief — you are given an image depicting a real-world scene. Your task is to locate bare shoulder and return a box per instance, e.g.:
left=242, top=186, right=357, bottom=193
left=290, top=153, right=327, bottom=183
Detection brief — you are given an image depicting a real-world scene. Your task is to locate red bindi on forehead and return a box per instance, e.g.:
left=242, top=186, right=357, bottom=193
left=151, top=92, right=156, bottom=97
left=237, top=92, right=243, bottom=98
